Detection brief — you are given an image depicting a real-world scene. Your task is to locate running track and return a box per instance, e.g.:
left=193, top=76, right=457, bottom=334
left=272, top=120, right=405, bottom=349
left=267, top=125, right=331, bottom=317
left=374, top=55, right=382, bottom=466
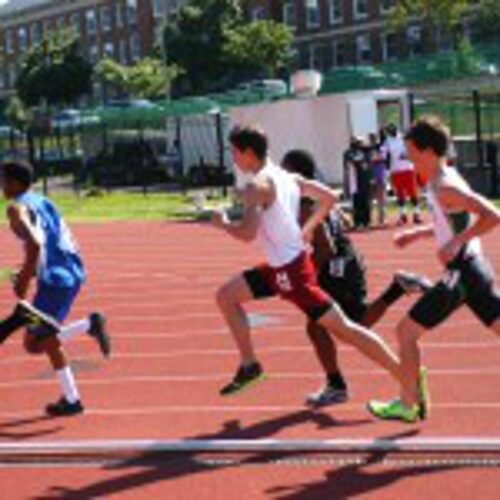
left=0, top=220, right=499, bottom=498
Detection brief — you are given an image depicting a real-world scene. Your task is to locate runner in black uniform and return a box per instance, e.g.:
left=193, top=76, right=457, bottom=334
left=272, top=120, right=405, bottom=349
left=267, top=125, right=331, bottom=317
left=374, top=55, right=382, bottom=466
left=282, top=150, right=432, bottom=406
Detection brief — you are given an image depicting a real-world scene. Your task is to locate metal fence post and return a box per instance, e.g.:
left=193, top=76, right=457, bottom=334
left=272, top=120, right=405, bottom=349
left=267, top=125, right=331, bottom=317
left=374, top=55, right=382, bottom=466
left=486, top=141, right=498, bottom=198
left=473, top=90, right=485, bottom=170
left=215, top=112, right=226, bottom=197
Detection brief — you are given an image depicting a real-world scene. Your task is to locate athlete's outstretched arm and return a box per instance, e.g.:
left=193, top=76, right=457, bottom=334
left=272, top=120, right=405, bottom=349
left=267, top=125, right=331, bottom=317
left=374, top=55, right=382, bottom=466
left=295, top=177, right=337, bottom=242
left=438, top=185, right=500, bottom=263
left=211, top=179, right=273, bottom=242
left=394, top=225, right=434, bottom=249
left=6, top=204, right=41, bottom=298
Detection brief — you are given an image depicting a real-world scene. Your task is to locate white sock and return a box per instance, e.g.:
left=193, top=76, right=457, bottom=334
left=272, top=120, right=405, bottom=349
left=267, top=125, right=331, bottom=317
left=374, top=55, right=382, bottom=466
left=58, top=319, right=90, bottom=343
left=56, top=366, right=80, bottom=403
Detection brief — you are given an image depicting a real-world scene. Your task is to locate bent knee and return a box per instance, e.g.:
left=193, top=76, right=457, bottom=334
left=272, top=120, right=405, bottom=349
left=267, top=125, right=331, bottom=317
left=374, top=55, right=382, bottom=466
left=396, top=316, right=424, bottom=343
left=215, top=284, right=233, bottom=309
left=24, top=336, right=45, bottom=355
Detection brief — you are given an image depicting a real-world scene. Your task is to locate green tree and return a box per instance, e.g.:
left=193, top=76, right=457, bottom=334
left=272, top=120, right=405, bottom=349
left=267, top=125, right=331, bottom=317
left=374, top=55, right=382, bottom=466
left=4, top=95, right=30, bottom=131
left=474, top=0, right=500, bottom=41
left=163, top=0, right=242, bottom=93
left=96, top=57, right=181, bottom=99
left=16, top=30, right=92, bottom=108
left=390, top=0, right=469, bottom=33
left=387, top=0, right=470, bottom=52
left=224, top=21, right=293, bottom=78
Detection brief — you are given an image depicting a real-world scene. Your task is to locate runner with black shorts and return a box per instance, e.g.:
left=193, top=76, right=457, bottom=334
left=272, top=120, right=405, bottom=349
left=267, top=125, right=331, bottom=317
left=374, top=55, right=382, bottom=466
left=282, top=150, right=431, bottom=406
left=369, top=115, right=500, bottom=423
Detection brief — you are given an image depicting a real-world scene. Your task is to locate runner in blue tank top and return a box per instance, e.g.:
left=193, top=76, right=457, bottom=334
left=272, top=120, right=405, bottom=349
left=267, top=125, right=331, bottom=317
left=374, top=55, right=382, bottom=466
left=1, top=161, right=111, bottom=417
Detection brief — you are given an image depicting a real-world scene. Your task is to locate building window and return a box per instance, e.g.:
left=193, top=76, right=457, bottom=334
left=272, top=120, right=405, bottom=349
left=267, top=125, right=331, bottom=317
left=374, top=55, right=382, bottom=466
left=9, top=64, right=17, bottom=88
left=30, top=23, right=43, bottom=45
left=104, top=41, right=114, bottom=58
left=153, top=0, right=164, bottom=18
left=119, top=38, right=128, bottom=63
left=115, top=2, right=125, bottom=28
left=18, top=27, right=28, bottom=53
left=101, top=6, right=112, bottom=32
left=89, top=43, right=99, bottom=64
left=86, top=9, right=97, bottom=34
left=356, top=33, right=371, bottom=64
left=44, top=20, right=53, bottom=35
left=306, top=0, right=321, bottom=29
left=5, top=29, right=13, bottom=54
left=57, top=16, right=66, bottom=30
left=252, top=7, right=267, bottom=20
left=282, top=1, right=297, bottom=29
left=380, top=0, right=395, bottom=12
left=329, top=0, right=343, bottom=24
left=407, top=25, right=423, bottom=57
left=437, top=27, right=453, bottom=53
left=71, top=12, right=81, bottom=33
left=354, top=0, right=369, bottom=19
left=382, top=32, right=398, bottom=61
left=130, top=33, right=141, bottom=61
left=126, top=0, right=138, bottom=26
left=333, top=40, right=346, bottom=67
left=309, top=43, right=324, bottom=70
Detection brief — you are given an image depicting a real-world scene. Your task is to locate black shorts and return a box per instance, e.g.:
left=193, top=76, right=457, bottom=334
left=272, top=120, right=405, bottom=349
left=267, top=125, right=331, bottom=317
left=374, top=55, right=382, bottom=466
left=409, top=253, right=500, bottom=329
left=317, top=252, right=368, bottom=323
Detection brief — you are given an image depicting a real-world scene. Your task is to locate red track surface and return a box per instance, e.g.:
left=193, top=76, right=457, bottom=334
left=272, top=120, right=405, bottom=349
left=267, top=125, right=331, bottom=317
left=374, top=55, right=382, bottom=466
left=0, top=220, right=499, bottom=498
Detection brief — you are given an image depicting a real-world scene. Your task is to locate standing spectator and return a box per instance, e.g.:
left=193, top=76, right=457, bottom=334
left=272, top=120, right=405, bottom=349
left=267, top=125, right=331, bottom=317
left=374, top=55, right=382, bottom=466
left=368, top=132, right=388, bottom=226
left=344, top=137, right=372, bottom=229
left=382, top=124, right=422, bottom=225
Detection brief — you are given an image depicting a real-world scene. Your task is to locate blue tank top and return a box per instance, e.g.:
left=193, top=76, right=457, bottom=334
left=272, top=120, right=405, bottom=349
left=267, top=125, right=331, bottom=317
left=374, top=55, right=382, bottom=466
left=14, top=192, right=86, bottom=288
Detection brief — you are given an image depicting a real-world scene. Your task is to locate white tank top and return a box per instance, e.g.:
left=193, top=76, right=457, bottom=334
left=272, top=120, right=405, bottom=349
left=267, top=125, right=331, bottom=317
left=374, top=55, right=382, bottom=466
left=426, top=166, right=482, bottom=260
left=254, top=162, right=305, bottom=267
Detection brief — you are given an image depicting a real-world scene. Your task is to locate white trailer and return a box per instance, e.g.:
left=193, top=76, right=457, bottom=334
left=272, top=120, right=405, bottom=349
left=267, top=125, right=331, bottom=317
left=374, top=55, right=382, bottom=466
left=229, top=89, right=411, bottom=185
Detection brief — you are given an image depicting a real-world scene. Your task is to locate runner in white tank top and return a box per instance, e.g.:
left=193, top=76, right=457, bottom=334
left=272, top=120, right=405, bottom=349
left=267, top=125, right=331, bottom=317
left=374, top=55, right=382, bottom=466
left=369, top=115, right=500, bottom=424
left=426, top=165, right=482, bottom=261
left=212, top=125, right=404, bottom=408
left=253, top=161, right=305, bottom=267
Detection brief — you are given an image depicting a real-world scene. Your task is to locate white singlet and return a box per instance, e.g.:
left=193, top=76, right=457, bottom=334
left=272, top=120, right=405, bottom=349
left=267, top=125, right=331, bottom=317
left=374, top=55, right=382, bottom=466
left=426, top=166, right=482, bottom=260
left=253, top=162, right=305, bottom=267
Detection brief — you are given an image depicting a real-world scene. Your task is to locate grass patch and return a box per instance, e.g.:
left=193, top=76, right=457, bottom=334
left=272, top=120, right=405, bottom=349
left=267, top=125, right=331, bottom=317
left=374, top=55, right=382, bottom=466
left=0, top=189, right=498, bottom=224
left=0, top=189, right=231, bottom=224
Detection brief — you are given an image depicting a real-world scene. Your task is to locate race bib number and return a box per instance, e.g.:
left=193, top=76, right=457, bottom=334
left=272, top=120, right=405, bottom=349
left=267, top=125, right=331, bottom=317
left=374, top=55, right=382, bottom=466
left=276, top=271, right=293, bottom=293
left=443, top=269, right=461, bottom=289
left=329, top=257, right=346, bottom=278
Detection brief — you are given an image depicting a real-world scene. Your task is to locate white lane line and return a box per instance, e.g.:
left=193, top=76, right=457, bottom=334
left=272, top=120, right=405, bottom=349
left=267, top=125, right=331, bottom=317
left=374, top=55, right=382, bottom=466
left=1, top=367, right=500, bottom=390
left=2, top=403, right=500, bottom=420
left=1, top=342, right=500, bottom=366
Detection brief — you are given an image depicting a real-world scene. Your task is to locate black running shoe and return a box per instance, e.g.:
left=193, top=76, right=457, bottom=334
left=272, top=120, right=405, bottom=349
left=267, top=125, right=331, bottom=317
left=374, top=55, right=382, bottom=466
left=46, top=397, right=84, bottom=417
left=88, top=313, right=111, bottom=358
left=15, top=301, right=59, bottom=334
left=220, top=362, right=266, bottom=396
left=306, top=384, right=349, bottom=407
left=394, top=271, right=433, bottom=294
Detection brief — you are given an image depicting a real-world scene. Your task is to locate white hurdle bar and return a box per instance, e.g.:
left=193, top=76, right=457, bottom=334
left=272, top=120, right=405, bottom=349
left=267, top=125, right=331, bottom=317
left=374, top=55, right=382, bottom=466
left=2, top=438, right=500, bottom=455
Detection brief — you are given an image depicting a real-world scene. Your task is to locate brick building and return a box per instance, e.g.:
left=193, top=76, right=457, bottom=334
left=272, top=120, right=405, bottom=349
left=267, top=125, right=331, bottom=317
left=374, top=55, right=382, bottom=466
left=0, top=0, right=187, bottom=98
left=243, top=0, right=466, bottom=72
left=0, top=1, right=476, bottom=100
